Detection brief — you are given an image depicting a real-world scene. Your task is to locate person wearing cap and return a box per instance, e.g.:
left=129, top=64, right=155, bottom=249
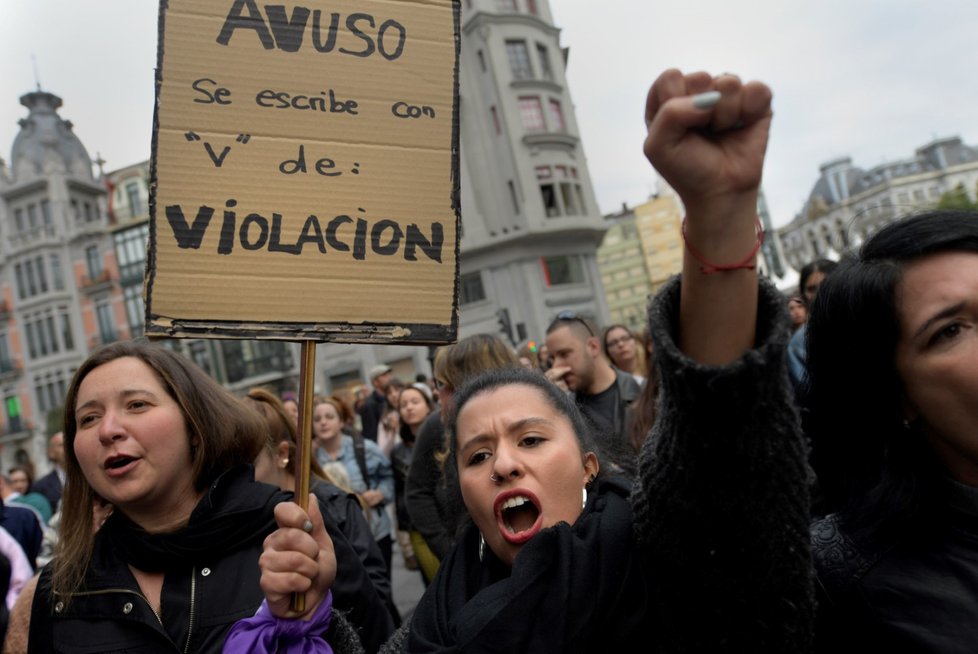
left=359, top=364, right=392, bottom=443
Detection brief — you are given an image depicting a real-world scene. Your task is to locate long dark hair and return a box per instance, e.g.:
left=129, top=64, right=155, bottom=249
left=806, top=210, right=978, bottom=534
left=798, top=258, right=838, bottom=306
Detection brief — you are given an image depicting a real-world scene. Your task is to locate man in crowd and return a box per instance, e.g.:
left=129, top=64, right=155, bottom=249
left=32, top=432, right=65, bottom=514
left=358, top=364, right=392, bottom=442
left=544, top=313, right=640, bottom=445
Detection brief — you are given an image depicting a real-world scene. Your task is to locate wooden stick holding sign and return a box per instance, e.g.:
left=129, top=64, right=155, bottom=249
left=291, top=341, right=317, bottom=613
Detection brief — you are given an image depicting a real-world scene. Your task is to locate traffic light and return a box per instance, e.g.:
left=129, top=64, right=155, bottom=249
left=496, top=308, right=514, bottom=345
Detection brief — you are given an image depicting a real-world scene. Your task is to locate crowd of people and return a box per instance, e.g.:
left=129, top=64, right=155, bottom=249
left=0, top=68, right=973, bottom=652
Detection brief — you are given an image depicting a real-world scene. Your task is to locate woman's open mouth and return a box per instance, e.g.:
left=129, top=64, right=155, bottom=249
left=494, top=490, right=543, bottom=544
left=104, top=455, right=139, bottom=477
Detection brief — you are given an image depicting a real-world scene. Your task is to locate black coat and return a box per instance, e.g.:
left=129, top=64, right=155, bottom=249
left=813, top=500, right=978, bottom=653
left=27, top=466, right=393, bottom=653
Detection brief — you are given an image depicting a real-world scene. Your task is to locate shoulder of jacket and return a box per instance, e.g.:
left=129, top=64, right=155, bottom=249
left=811, top=514, right=881, bottom=594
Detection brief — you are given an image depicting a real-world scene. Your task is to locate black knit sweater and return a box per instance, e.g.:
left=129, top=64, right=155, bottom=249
left=377, top=276, right=815, bottom=653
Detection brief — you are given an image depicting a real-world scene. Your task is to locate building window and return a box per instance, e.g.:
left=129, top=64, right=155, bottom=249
left=477, top=49, right=486, bottom=72
left=40, top=199, right=52, bottom=227
left=124, top=284, right=145, bottom=335
left=223, top=341, right=292, bottom=384
left=24, top=259, right=38, bottom=296
left=525, top=0, right=538, bottom=14
left=96, top=301, right=117, bottom=345
left=575, top=185, right=586, bottom=213
left=45, top=315, right=59, bottom=353
left=115, top=224, right=149, bottom=283
left=490, top=106, right=501, bottom=134
left=50, top=254, right=64, bottom=291
left=507, top=180, right=520, bottom=214
left=35, top=256, right=48, bottom=293
left=60, top=310, right=75, bottom=351
left=5, top=395, right=22, bottom=433
left=14, top=264, right=25, bottom=300
left=536, top=43, right=552, bottom=80
left=125, top=180, right=143, bottom=217
left=459, top=272, right=486, bottom=305
left=540, top=184, right=559, bottom=217
left=0, top=334, right=12, bottom=372
left=560, top=183, right=579, bottom=215
left=505, top=40, right=533, bottom=80
left=83, top=201, right=94, bottom=222
left=495, top=0, right=517, bottom=11
left=27, top=204, right=38, bottom=230
left=517, top=96, right=545, bottom=131
left=542, top=255, right=586, bottom=286
left=71, top=199, right=80, bottom=221
left=86, top=245, right=103, bottom=280
left=13, top=209, right=24, bottom=233
left=548, top=99, right=565, bottom=131
left=25, top=322, right=37, bottom=359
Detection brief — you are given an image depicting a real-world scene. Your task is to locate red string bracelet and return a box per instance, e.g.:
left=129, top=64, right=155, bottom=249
left=681, top=217, right=765, bottom=274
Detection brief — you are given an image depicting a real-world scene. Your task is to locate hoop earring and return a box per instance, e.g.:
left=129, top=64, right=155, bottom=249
left=478, top=533, right=486, bottom=562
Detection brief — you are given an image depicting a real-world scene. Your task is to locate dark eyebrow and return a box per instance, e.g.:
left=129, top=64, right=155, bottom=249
left=75, top=389, right=160, bottom=416
left=457, top=417, right=554, bottom=456
left=913, top=301, right=966, bottom=340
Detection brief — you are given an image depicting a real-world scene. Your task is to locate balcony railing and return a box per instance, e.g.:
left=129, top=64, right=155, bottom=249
left=80, top=269, right=114, bottom=292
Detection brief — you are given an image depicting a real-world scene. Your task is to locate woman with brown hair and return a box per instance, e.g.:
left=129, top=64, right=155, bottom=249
left=2, top=341, right=368, bottom=652
left=312, top=395, right=395, bottom=585
left=602, top=324, right=648, bottom=384
left=243, top=388, right=398, bottom=638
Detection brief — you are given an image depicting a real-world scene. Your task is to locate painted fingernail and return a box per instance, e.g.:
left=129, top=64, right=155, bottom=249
left=692, top=91, right=721, bottom=110
left=303, top=520, right=313, bottom=533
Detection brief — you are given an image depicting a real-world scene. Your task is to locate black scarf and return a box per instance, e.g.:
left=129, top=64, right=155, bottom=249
left=100, top=465, right=287, bottom=572
left=407, top=478, right=650, bottom=653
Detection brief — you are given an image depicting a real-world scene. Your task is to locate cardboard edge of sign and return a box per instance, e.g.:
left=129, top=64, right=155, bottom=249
left=144, top=316, right=456, bottom=345
left=144, top=0, right=464, bottom=347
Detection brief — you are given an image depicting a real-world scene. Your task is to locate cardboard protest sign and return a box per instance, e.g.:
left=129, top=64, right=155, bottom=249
left=146, top=0, right=460, bottom=343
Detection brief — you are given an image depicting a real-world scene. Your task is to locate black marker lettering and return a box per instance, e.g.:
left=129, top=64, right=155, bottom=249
left=165, top=204, right=215, bottom=249
left=404, top=222, right=444, bottom=262
left=216, top=0, right=274, bottom=49
left=239, top=213, right=269, bottom=250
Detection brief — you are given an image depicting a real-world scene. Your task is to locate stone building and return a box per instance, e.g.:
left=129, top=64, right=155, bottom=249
left=0, top=90, right=129, bottom=473
left=778, top=136, right=978, bottom=270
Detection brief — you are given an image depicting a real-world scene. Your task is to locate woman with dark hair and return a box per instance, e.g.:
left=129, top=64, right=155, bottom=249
left=807, top=210, right=978, bottom=651
left=602, top=324, right=648, bottom=384
left=2, top=340, right=362, bottom=652
left=343, top=69, right=813, bottom=652
left=787, top=258, right=838, bottom=395
left=404, top=334, right=521, bottom=584
left=787, top=295, right=807, bottom=333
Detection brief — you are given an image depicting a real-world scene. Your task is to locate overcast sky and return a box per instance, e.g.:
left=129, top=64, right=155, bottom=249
left=2, top=1, right=976, bottom=228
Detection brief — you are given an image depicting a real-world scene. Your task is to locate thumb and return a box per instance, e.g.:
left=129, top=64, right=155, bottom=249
left=645, top=92, right=719, bottom=158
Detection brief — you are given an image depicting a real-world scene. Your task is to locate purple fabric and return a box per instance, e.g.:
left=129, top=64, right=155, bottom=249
left=223, top=592, right=334, bottom=654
